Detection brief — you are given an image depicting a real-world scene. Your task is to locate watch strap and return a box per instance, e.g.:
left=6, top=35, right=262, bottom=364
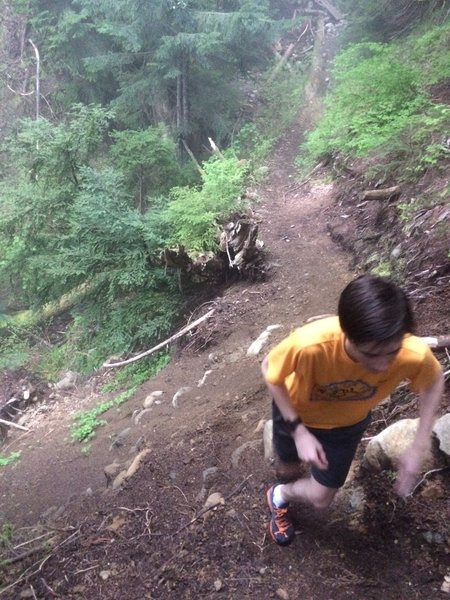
left=284, top=416, right=302, bottom=433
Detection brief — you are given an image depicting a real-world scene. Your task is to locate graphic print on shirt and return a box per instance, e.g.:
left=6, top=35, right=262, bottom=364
left=311, top=380, right=377, bottom=402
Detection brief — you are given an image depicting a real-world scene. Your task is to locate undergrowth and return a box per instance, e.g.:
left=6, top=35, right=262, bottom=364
left=70, top=387, right=137, bottom=443
left=297, top=22, right=450, bottom=181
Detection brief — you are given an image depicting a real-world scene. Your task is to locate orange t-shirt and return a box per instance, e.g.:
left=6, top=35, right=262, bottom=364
left=266, top=316, right=442, bottom=429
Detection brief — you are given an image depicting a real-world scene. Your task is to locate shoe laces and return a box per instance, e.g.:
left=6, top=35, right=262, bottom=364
left=273, top=506, right=291, bottom=533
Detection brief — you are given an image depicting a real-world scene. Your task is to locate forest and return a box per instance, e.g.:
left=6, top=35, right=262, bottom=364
left=0, top=0, right=449, bottom=388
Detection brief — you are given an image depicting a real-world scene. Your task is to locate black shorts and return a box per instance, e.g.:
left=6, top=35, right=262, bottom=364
left=272, top=401, right=370, bottom=489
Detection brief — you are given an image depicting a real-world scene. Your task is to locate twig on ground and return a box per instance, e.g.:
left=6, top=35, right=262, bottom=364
left=410, top=466, right=450, bottom=496
left=172, top=474, right=253, bottom=536
left=40, top=577, right=58, bottom=597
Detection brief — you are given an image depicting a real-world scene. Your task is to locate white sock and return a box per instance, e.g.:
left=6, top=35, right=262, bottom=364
left=272, top=484, right=287, bottom=507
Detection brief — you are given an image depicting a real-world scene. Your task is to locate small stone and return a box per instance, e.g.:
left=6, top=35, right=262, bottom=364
left=214, top=579, right=223, bottom=591
left=204, top=492, right=225, bottom=509
left=276, top=588, right=290, bottom=600
left=99, top=570, right=111, bottom=581
left=143, top=391, right=164, bottom=408
left=202, top=466, right=219, bottom=484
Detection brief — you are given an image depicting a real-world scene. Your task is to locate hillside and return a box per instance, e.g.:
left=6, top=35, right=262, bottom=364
left=1, top=23, right=449, bottom=599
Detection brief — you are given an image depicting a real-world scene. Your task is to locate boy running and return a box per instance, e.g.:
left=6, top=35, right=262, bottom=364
left=262, top=274, right=444, bottom=546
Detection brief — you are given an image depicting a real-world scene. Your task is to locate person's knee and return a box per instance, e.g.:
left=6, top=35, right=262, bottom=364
left=308, top=482, right=337, bottom=510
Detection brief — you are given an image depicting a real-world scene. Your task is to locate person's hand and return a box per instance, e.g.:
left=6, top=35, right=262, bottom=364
left=395, top=446, right=424, bottom=497
left=293, top=426, right=328, bottom=470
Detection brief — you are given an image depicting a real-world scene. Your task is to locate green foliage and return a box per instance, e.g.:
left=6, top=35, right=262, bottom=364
left=32, top=0, right=282, bottom=143
left=102, top=352, right=171, bottom=393
left=71, top=387, right=136, bottom=442
left=163, top=155, right=249, bottom=250
left=299, top=27, right=450, bottom=180
left=337, top=0, right=447, bottom=42
left=110, top=125, right=181, bottom=203
left=37, top=344, right=69, bottom=381
left=0, top=523, right=14, bottom=548
left=0, top=329, right=32, bottom=371
left=303, top=43, right=424, bottom=161
left=405, top=21, right=450, bottom=85
left=0, top=452, right=21, bottom=467
left=232, top=67, right=307, bottom=168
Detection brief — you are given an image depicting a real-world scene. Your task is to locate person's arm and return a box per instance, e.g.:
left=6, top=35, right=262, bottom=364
left=395, top=372, right=444, bottom=497
left=261, top=356, right=328, bottom=470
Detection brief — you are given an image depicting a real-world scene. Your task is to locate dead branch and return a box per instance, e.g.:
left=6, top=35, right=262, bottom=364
left=268, top=22, right=310, bottom=84
left=313, top=0, right=343, bottom=21
left=181, top=139, right=204, bottom=176
left=420, top=335, right=450, bottom=349
left=362, top=186, right=401, bottom=200
left=410, top=466, right=450, bottom=496
left=208, top=137, right=225, bottom=159
left=103, top=309, right=215, bottom=367
left=0, top=418, right=29, bottom=431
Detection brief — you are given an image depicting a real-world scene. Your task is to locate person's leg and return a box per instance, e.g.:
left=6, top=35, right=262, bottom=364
left=267, top=415, right=370, bottom=545
left=278, top=475, right=338, bottom=509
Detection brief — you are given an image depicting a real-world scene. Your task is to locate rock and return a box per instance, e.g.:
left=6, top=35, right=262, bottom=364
left=134, top=408, right=152, bottom=425
left=204, top=492, right=225, bottom=509
left=202, top=466, right=219, bottom=484
left=104, top=461, right=123, bottom=486
left=231, top=439, right=262, bottom=468
left=130, top=436, right=146, bottom=454
left=99, top=570, right=111, bottom=581
left=363, top=418, right=434, bottom=472
left=247, top=325, right=281, bottom=356
left=110, top=427, right=132, bottom=450
left=263, top=419, right=274, bottom=461
left=19, top=589, right=34, bottom=598
left=253, top=418, right=266, bottom=434
left=214, top=579, right=223, bottom=592
left=433, top=413, right=450, bottom=459
left=143, top=391, right=164, bottom=408
left=442, top=575, right=450, bottom=593
left=54, top=370, right=80, bottom=390
left=172, top=386, right=192, bottom=408
left=276, top=588, right=290, bottom=600
left=125, top=448, right=151, bottom=479
left=112, top=470, right=128, bottom=490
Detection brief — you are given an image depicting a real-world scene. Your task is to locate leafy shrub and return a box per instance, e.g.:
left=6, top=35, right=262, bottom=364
left=302, top=43, right=424, bottom=161
left=163, top=156, right=249, bottom=250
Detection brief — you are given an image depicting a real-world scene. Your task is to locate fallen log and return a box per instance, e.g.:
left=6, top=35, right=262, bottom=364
left=103, top=309, right=215, bottom=367
left=420, top=335, right=450, bottom=349
left=362, top=186, right=400, bottom=200
left=313, top=0, right=343, bottom=21
left=0, top=418, right=29, bottom=431
left=267, top=23, right=310, bottom=84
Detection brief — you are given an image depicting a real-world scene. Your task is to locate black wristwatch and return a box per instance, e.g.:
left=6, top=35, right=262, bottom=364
left=284, top=416, right=302, bottom=434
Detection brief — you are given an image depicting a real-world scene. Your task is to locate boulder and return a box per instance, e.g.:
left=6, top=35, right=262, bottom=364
left=433, top=413, right=450, bottom=459
left=364, top=418, right=434, bottom=472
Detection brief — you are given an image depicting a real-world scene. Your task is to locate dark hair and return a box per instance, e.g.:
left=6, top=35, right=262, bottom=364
left=338, top=275, right=415, bottom=344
